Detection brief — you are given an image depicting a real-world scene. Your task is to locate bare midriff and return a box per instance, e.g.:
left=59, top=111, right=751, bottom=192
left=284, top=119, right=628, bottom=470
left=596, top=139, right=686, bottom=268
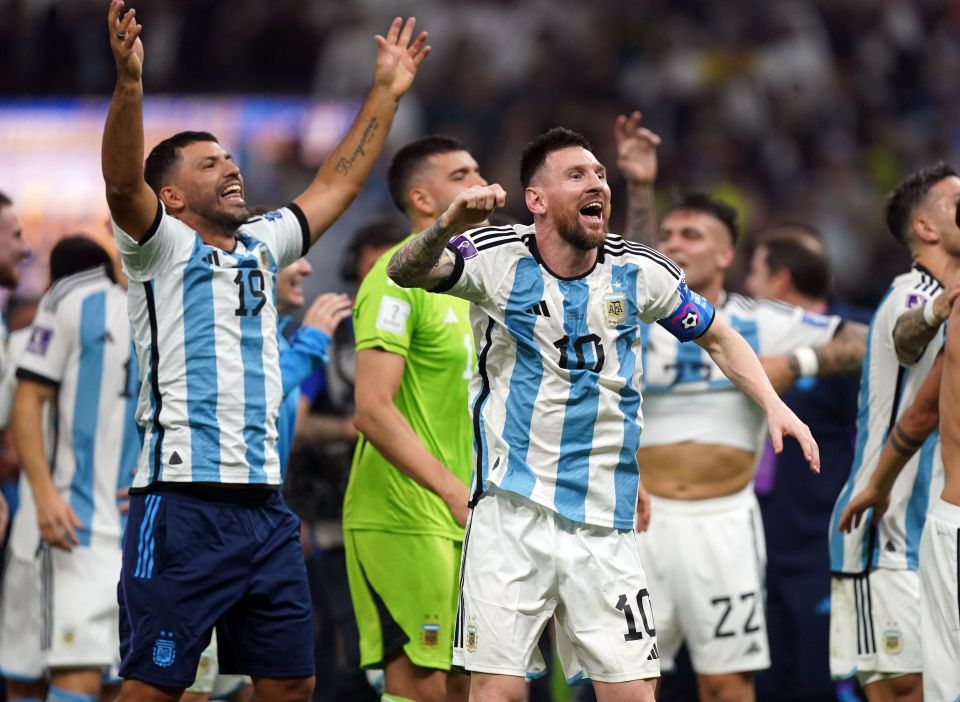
left=637, top=443, right=755, bottom=500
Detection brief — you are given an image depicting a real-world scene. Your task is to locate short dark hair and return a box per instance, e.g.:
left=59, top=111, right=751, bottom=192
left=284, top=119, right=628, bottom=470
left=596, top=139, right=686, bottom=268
left=663, top=192, right=740, bottom=245
left=756, top=230, right=830, bottom=299
left=885, top=162, right=957, bottom=247
left=144, top=131, right=220, bottom=194
left=0, top=191, right=11, bottom=208
left=340, top=213, right=409, bottom=282
left=387, top=136, right=469, bottom=214
left=519, top=128, right=592, bottom=189
left=49, top=235, right=115, bottom=285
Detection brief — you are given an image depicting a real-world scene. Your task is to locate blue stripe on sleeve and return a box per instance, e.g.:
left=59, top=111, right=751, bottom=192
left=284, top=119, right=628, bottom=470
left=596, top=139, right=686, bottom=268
left=499, top=259, right=545, bottom=499
left=554, top=278, right=601, bottom=523
left=183, top=248, right=221, bottom=481
left=70, top=291, right=106, bottom=547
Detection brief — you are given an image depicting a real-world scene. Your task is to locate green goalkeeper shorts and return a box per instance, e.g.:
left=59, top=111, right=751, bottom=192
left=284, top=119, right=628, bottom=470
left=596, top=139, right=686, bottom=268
left=344, top=529, right=462, bottom=671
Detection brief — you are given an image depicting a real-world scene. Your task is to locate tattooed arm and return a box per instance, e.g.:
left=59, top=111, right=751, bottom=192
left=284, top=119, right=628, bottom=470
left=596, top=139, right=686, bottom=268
left=615, top=112, right=661, bottom=245
left=388, top=184, right=507, bottom=290
left=838, top=351, right=943, bottom=532
left=762, top=321, right=867, bottom=393
left=892, top=287, right=958, bottom=365
left=293, top=17, right=430, bottom=247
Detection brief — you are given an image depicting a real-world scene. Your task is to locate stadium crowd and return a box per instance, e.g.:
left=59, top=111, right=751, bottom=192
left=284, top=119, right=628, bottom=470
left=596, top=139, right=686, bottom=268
left=1, top=1, right=959, bottom=702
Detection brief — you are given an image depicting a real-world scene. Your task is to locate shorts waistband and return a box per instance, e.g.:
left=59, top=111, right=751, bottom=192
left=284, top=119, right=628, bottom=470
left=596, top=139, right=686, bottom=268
left=929, top=497, right=960, bottom=525
left=135, top=482, right=280, bottom=506
left=647, top=483, right=756, bottom=516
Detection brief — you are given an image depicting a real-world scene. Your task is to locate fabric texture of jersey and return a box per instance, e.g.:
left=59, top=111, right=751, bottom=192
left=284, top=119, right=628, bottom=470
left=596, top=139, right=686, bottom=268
left=919, top=498, right=960, bottom=702
left=830, top=265, right=945, bottom=573
left=342, top=236, right=474, bottom=539
left=16, top=266, right=139, bottom=547
left=113, top=201, right=308, bottom=489
left=639, top=292, right=841, bottom=452
left=435, top=225, right=710, bottom=529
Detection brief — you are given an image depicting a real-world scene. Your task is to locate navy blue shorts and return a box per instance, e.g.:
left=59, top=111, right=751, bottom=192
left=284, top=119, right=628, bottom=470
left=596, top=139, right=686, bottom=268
left=118, top=486, right=314, bottom=689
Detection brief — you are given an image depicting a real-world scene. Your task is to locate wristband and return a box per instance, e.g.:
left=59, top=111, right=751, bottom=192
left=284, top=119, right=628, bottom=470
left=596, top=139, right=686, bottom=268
left=791, top=347, right=819, bottom=378
left=923, top=296, right=944, bottom=327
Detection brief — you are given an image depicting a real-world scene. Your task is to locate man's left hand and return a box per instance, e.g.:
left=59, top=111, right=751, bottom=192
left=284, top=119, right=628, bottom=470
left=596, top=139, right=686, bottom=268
left=373, top=17, right=430, bottom=100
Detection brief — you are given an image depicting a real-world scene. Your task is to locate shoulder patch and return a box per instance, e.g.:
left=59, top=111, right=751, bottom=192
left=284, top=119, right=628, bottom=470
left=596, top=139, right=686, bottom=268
left=449, top=234, right=479, bottom=260
left=375, top=296, right=411, bottom=335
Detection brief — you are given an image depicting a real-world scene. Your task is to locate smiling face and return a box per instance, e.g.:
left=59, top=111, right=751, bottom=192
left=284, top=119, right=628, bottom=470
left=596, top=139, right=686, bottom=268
left=162, top=140, right=250, bottom=230
left=529, top=146, right=611, bottom=251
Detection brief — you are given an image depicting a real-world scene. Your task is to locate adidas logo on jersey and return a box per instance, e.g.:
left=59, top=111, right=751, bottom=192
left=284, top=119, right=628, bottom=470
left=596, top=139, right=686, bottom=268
left=169, top=451, right=183, bottom=466
left=525, top=301, right=550, bottom=317
left=885, top=540, right=896, bottom=553
left=744, top=641, right=762, bottom=656
left=646, top=643, right=659, bottom=661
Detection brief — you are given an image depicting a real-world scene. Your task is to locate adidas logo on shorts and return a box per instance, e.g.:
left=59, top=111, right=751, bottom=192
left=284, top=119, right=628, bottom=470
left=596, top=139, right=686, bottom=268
left=646, top=643, right=659, bottom=661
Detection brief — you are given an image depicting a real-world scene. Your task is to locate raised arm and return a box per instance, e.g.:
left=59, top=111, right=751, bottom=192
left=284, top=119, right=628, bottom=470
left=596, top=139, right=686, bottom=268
left=892, top=286, right=959, bottom=365
left=101, top=0, right=158, bottom=240
left=293, top=18, right=430, bottom=248
left=763, top=320, right=868, bottom=394
left=615, top=111, right=660, bottom=245
left=695, top=316, right=820, bottom=472
left=387, top=184, right=505, bottom=289
left=838, top=350, right=943, bottom=531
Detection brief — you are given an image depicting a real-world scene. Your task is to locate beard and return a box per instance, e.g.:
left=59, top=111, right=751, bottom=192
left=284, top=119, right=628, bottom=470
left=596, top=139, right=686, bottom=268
left=192, top=195, right=251, bottom=231
left=555, top=205, right=609, bottom=251
left=0, top=263, right=19, bottom=288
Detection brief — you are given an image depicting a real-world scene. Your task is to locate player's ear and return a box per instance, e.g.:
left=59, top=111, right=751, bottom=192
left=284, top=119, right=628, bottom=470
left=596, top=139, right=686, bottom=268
left=408, top=187, right=434, bottom=219
left=525, top=186, right=545, bottom=215
left=159, top=185, right=184, bottom=214
left=912, top=215, right=939, bottom=246
left=717, top=243, right=736, bottom=270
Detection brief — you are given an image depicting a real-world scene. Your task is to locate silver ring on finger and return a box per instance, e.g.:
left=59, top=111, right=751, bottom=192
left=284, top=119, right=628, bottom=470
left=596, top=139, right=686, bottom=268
left=115, top=31, right=128, bottom=39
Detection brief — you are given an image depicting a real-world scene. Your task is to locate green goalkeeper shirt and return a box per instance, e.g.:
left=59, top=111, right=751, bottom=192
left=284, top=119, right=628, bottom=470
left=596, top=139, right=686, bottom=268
left=342, top=237, right=474, bottom=539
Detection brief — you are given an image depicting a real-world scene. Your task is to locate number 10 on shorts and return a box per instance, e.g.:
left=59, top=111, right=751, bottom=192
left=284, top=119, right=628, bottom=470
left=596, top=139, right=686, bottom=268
left=615, top=589, right=656, bottom=641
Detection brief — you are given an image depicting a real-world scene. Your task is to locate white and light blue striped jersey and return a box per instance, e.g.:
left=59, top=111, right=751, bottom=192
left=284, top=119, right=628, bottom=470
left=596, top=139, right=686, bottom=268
left=435, top=225, right=713, bottom=529
left=113, top=201, right=308, bottom=489
left=639, top=293, right=841, bottom=451
left=830, top=265, right=945, bottom=573
left=0, top=328, right=45, bottom=561
left=15, top=266, right=140, bottom=548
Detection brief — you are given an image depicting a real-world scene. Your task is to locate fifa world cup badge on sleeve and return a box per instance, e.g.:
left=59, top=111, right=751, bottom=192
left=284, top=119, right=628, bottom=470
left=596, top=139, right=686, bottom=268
left=448, top=234, right=478, bottom=260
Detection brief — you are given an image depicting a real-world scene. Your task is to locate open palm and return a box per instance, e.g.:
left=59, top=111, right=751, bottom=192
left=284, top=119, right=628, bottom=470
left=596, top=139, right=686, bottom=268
left=374, top=17, right=430, bottom=99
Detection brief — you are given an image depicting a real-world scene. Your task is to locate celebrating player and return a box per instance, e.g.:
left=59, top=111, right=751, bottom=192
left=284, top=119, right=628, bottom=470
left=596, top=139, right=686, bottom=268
left=386, top=127, right=817, bottom=702
left=101, top=1, right=429, bottom=700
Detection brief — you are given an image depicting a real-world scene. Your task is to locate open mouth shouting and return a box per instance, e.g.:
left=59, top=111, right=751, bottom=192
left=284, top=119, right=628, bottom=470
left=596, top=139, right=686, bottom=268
left=221, top=181, right=245, bottom=205
left=579, top=200, right=605, bottom=228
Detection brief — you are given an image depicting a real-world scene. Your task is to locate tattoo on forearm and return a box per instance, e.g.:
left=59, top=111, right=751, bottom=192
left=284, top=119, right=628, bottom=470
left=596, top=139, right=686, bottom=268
left=386, top=217, right=451, bottom=287
left=891, top=424, right=925, bottom=457
left=335, top=117, right=380, bottom=176
left=814, top=323, right=867, bottom=376
left=623, top=182, right=657, bottom=245
left=893, top=307, right=938, bottom=363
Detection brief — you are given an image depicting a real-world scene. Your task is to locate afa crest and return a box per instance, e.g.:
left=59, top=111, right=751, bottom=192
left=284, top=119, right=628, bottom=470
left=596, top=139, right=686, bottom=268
left=883, top=629, right=903, bottom=655
left=604, top=292, right=627, bottom=326
left=422, top=623, right=440, bottom=647
left=258, top=246, right=270, bottom=271
left=466, top=619, right=478, bottom=653
left=153, top=632, right=176, bottom=667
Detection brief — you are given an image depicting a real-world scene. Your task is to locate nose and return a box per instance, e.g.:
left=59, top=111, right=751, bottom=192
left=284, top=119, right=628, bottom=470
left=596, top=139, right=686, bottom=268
left=299, top=258, right=313, bottom=276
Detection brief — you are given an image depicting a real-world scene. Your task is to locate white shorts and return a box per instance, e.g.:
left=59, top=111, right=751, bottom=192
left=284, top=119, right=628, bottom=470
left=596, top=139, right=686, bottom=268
left=0, top=553, right=43, bottom=681
left=829, top=568, right=921, bottom=684
left=42, top=545, right=122, bottom=670
left=452, top=487, right=659, bottom=684
left=636, top=485, right=769, bottom=675
left=920, top=498, right=960, bottom=702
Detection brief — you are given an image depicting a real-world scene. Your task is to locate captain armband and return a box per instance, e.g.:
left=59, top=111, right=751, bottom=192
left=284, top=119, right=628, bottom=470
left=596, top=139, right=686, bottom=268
left=657, top=281, right=715, bottom=342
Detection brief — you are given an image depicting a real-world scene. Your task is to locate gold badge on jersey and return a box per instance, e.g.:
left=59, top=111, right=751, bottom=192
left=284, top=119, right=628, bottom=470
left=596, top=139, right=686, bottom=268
left=466, top=619, right=479, bottom=653
left=258, top=246, right=270, bottom=270
left=883, top=629, right=903, bottom=655
left=604, top=292, right=627, bottom=326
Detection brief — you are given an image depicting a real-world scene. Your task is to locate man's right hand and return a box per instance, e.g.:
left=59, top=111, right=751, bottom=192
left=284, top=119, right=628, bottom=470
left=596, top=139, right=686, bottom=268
left=36, top=487, right=82, bottom=551
left=108, top=0, right=144, bottom=83
left=302, top=293, right=353, bottom=337
left=838, top=483, right=890, bottom=532
left=440, top=185, right=507, bottom=235
left=931, top=284, right=960, bottom=323
left=444, top=480, right=470, bottom=528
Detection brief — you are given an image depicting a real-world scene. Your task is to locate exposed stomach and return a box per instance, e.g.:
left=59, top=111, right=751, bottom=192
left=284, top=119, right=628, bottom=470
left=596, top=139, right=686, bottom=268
left=637, top=443, right=756, bottom=500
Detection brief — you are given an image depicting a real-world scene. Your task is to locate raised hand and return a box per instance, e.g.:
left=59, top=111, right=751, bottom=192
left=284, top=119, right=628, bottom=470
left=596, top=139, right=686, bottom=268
left=302, top=293, right=353, bottom=337
left=441, top=184, right=507, bottom=234
left=373, top=17, right=430, bottom=100
left=615, top=111, right=661, bottom=184
left=108, top=0, right=144, bottom=82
